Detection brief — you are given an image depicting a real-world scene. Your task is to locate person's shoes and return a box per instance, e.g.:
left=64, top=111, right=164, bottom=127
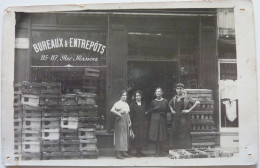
left=121, top=152, right=131, bottom=157
left=116, top=152, right=124, bottom=159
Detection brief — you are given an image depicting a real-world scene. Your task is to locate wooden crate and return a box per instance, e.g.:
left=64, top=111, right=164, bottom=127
left=22, top=141, right=41, bottom=153
left=14, top=118, right=23, bottom=130
left=42, top=128, right=60, bottom=140
left=61, top=117, right=78, bottom=129
left=78, top=123, right=97, bottom=129
left=78, top=128, right=96, bottom=139
left=13, top=94, right=22, bottom=107
left=40, top=94, right=60, bottom=106
left=14, top=153, right=22, bottom=161
left=62, top=151, right=81, bottom=159
left=42, top=152, right=62, bottom=160
left=21, top=152, right=41, bottom=160
left=23, top=118, right=41, bottom=129
left=42, top=118, right=60, bottom=129
left=60, top=129, right=78, bottom=140
left=81, top=150, right=98, bottom=159
left=23, top=105, right=42, bottom=118
left=14, top=106, right=23, bottom=118
left=194, top=101, right=214, bottom=111
left=61, top=105, right=79, bottom=117
left=78, top=96, right=96, bottom=106
left=79, top=142, right=97, bottom=151
left=41, top=82, right=61, bottom=94
left=41, top=140, right=60, bottom=152
left=79, top=105, right=97, bottom=118
left=191, top=132, right=218, bottom=145
left=21, top=95, right=40, bottom=107
left=60, top=140, right=80, bottom=152
left=42, top=106, right=61, bottom=118
left=22, top=129, right=41, bottom=141
left=60, top=94, right=77, bottom=106
left=14, top=81, right=41, bottom=95
left=14, top=141, right=22, bottom=153
left=14, top=130, right=22, bottom=142
left=192, top=142, right=216, bottom=148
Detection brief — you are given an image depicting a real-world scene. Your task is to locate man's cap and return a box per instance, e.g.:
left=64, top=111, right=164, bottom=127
left=175, top=83, right=184, bottom=88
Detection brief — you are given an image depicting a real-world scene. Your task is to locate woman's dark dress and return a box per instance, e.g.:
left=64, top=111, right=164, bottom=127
left=148, top=99, right=168, bottom=142
left=170, top=98, right=191, bottom=149
left=129, top=102, right=146, bottom=148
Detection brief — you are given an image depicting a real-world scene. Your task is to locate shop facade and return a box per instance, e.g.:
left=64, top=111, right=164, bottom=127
left=14, top=9, right=238, bottom=157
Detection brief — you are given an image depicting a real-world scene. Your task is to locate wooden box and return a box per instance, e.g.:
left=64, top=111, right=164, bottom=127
left=40, top=94, right=60, bottom=106
left=61, top=105, right=79, bottom=117
left=60, top=129, right=78, bottom=140
left=14, top=81, right=42, bottom=95
left=62, top=151, right=81, bottom=159
left=60, top=94, right=77, bottom=106
left=61, top=117, right=78, bottom=129
left=42, top=106, right=61, bottom=118
left=42, top=128, right=60, bottom=140
left=41, top=140, right=60, bottom=152
left=21, top=95, right=40, bottom=107
left=42, top=152, right=62, bottom=160
left=21, top=152, right=41, bottom=160
left=60, top=140, right=80, bottom=152
left=42, top=118, right=60, bottom=129
left=78, top=128, right=96, bottom=139
left=41, top=82, right=61, bottom=94
left=22, top=141, right=41, bottom=153
left=23, top=118, right=42, bottom=129
left=22, top=129, right=41, bottom=141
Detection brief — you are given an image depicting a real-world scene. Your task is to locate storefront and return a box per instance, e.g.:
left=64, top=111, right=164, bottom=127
left=14, top=9, right=238, bottom=157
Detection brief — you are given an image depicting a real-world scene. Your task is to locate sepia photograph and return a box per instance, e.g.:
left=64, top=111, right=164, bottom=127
left=1, top=0, right=258, bottom=166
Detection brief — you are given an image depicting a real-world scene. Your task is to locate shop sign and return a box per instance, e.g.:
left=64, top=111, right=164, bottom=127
left=31, top=30, right=106, bottom=66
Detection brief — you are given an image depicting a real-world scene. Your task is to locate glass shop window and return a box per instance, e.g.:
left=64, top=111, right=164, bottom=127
left=30, top=28, right=107, bottom=129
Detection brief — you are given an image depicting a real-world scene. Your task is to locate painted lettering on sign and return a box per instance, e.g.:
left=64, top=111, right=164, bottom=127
left=39, top=54, right=99, bottom=62
left=32, top=38, right=106, bottom=55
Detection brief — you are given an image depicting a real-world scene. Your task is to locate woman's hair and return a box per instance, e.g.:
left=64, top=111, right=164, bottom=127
left=118, top=90, right=127, bottom=99
left=154, top=87, right=163, bottom=96
left=132, top=90, right=143, bottom=101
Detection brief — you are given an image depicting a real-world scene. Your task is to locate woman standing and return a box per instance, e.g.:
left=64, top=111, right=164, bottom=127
left=129, top=91, right=146, bottom=157
left=147, top=87, right=168, bottom=157
left=169, top=83, right=200, bottom=149
left=111, top=90, right=132, bottom=159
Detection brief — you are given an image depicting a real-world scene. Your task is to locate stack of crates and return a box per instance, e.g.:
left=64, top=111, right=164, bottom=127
left=185, top=89, right=219, bottom=148
left=82, top=68, right=100, bottom=93
left=41, top=82, right=62, bottom=160
left=14, top=81, right=42, bottom=160
left=13, top=106, right=23, bottom=161
left=78, top=93, right=98, bottom=158
left=22, top=105, right=42, bottom=160
left=60, top=94, right=80, bottom=159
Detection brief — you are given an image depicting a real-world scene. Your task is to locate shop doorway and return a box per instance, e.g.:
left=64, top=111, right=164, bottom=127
left=127, top=61, right=179, bottom=105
